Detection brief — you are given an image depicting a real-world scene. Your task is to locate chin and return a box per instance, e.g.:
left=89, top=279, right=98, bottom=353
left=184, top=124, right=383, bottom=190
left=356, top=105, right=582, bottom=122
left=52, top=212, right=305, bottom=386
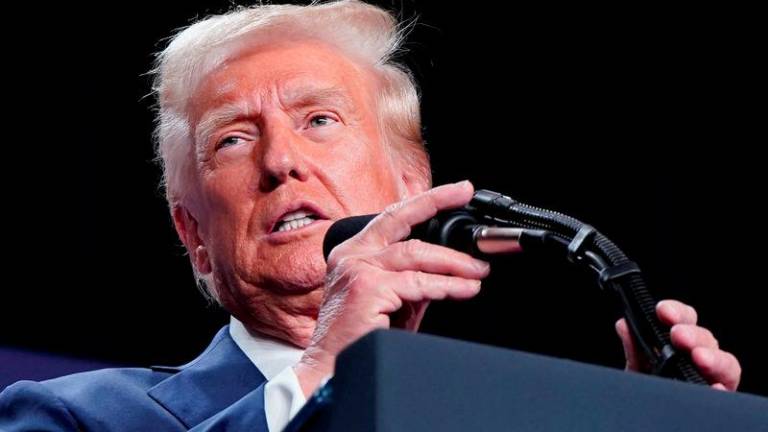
left=280, top=259, right=327, bottom=293
left=259, top=233, right=327, bottom=283
left=257, top=250, right=328, bottom=295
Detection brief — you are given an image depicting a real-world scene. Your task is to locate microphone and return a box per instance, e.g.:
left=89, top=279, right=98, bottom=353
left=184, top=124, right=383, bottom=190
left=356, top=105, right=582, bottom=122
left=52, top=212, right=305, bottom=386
left=322, top=210, right=544, bottom=261
left=322, top=189, right=709, bottom=385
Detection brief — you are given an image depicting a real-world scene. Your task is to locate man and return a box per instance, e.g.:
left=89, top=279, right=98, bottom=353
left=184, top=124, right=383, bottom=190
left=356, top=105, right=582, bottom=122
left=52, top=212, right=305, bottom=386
left=0, top=1, right=741, bottom=430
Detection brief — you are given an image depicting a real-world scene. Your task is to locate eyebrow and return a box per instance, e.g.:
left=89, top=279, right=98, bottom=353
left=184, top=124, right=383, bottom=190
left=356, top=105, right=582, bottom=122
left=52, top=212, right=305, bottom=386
left=195, top=102, right=252, bottom=148
left=194, top=85, right=356, bottom=147
left=281, top=85, right=357, bottom=113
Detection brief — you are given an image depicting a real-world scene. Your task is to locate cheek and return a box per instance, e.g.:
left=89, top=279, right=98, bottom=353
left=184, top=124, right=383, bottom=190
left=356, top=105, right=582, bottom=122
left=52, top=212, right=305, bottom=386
left=324, top=144, right=401, bottom=210
left=201, top=158, right=257, bottom=212
left=198, top=163, right=258, bottom=251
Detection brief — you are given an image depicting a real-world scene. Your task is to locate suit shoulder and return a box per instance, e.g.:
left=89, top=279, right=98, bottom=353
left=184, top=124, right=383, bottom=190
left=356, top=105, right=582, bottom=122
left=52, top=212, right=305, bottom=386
left=0, top=380, right=79, bottom=430
left=39, top=366, right=172, bottom=402
left=46, top=366, right=169, bottom=388
left=2, top=367, right=172, bottom=413
left=2, top=368, right=181, bottom=430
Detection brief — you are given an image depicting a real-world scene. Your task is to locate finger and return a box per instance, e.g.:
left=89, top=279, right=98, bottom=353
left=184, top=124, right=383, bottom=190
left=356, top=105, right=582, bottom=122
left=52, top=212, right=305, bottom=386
left=656, top=299, right=698, bottom=326
left=711, top=383, right=727, bottom=391
left=388, top=270, right=482, bottom=302
left=375, top=239, right=491, bottom=279
left=356, top=181, right=475, bottom=248
left=691, top=347, right=742, bottom=391
left=615, top=318, right=642, bottom=371
left=670, top=324, right=719, bottom=351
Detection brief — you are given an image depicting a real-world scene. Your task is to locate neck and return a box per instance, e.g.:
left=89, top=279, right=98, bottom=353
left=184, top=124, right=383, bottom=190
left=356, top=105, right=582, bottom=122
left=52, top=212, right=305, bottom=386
left=228, top=285, right=324, bottom=349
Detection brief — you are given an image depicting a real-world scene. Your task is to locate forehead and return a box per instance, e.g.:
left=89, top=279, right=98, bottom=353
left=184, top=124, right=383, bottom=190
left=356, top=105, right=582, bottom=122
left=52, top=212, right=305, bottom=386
left=191, top=40, right=376, bottom=113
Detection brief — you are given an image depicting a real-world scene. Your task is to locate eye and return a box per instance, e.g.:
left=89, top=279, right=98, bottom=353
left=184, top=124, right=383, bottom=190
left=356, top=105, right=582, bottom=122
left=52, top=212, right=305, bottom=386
left=308, top=114, right=338, bottom=128
left=216, top=136, right=246, bottom=150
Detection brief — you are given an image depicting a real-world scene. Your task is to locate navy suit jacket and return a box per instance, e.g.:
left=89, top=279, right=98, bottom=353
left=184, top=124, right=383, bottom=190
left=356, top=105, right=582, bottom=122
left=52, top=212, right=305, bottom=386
left=0, top=326, right=272, bottom=431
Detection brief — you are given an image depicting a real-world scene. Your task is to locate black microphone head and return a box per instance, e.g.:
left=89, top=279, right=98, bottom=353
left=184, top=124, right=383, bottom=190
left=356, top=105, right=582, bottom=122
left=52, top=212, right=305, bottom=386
left=323, top=214, right=377, bottom=261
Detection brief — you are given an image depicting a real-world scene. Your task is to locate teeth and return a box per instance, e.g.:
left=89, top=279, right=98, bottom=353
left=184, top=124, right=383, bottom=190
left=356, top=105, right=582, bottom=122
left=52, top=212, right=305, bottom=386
left=277, top=216, right=315, bottom=232
left=280, top=210, right=311, bottom=222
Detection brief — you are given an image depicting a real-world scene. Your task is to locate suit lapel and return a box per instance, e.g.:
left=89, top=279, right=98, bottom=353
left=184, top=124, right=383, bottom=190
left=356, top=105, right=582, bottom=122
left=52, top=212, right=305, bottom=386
left=147, top=326, right=266, bottom=428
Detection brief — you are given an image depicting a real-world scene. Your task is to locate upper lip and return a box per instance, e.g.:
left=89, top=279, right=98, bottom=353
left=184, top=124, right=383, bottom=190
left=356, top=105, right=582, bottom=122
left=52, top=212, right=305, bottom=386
left=265, top=200, right=330, bottom=234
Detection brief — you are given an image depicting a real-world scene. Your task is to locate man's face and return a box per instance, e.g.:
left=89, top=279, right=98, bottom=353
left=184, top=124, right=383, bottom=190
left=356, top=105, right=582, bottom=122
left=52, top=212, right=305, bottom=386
left=185, top=40, right=411, bottom=314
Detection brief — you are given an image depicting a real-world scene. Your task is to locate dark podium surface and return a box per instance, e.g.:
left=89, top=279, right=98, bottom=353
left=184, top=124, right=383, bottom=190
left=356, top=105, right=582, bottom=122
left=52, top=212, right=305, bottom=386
left=287, top=330, right=767, bottom=432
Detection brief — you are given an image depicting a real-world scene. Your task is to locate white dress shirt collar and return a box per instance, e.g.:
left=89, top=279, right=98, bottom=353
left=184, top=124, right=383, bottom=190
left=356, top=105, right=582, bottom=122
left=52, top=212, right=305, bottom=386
left=228, top=316, right=305, bottom=380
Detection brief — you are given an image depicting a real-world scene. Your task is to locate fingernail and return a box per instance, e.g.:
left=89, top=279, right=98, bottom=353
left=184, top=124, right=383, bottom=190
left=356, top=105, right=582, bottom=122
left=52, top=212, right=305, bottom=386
left=475, top=260, right=490, bottom=274
left=456, top=180, right=471, bottom=188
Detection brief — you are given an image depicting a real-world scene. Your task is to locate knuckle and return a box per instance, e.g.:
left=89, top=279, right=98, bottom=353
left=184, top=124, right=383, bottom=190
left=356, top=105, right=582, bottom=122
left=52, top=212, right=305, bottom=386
left=409, top=270, right=426, bottom=290
left=408, top=271, right=439, bottom=299
left=403, top=239, right=426, bottom=258
left=383, top=201, right=405, bottom=215
left=702, top=328, right=718, bottom=346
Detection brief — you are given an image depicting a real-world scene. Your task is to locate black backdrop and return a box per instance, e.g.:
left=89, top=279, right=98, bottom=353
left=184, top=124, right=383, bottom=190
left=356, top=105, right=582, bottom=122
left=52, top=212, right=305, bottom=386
left=6, top=1, right=765, bottom=396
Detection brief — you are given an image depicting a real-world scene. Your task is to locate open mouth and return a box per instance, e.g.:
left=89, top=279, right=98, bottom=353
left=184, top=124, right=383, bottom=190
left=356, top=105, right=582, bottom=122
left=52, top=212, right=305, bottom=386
left=273, top=209, right=321, bottom=233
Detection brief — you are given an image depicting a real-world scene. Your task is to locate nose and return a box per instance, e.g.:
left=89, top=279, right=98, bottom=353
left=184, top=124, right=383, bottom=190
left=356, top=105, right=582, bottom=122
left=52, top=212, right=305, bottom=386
left=257, top=121, right=309, bottom=192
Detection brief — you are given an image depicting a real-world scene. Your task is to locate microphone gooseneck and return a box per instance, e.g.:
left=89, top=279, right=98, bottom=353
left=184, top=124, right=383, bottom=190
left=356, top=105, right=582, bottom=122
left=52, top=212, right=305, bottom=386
left=322, top=189, right=708, bottom=385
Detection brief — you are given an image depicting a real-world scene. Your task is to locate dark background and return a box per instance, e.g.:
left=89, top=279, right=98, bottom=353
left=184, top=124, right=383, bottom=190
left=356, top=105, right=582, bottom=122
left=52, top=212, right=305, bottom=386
left=5, top=1, right=765, bottom=396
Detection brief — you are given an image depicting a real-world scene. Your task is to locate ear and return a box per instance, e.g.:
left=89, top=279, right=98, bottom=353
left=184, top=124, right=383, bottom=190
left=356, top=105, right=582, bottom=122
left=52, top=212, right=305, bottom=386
left=399, top=170, right=429, bottom=199
left=395, top=154, right=431, bottom=200
left=172, top=205, right=212, bottom=274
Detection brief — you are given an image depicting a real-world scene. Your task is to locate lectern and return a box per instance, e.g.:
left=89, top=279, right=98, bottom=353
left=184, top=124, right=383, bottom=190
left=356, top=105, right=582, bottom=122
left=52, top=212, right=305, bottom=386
left=286, top=330, right=767, bottom=431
